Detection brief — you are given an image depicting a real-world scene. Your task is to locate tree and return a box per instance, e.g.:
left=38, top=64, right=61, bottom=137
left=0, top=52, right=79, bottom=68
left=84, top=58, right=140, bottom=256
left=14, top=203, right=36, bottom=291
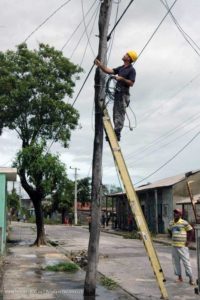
left=77, top=177, right=91, bottom=204
left=7, top=188, right=20, bottom=216
left=14, top=143, right=69, bottom=245
left=52, top=178, right=74, bottom=224
left=0, top=43, right=82, bottom=245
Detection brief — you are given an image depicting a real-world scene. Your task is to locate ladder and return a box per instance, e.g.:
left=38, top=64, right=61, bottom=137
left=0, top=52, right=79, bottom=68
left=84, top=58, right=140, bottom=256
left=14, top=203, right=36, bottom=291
left=102, top=107, right=169, bottom=300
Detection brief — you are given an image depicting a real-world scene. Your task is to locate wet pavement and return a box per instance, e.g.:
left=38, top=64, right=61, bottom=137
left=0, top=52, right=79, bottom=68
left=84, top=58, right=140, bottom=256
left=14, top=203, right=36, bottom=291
left=1, top=222, right=200, bottom=300
left=2, top=223, right=135, bottom=300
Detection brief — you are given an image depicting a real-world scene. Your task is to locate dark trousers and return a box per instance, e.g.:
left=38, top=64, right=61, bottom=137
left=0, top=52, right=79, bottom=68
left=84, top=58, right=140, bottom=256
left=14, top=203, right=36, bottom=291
left=113, top=92, right=130, bottom=133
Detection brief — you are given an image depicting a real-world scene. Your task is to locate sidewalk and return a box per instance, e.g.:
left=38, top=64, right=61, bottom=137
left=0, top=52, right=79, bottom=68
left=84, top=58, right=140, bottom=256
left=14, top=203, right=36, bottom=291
left=1, top=223, right=136, bottom=300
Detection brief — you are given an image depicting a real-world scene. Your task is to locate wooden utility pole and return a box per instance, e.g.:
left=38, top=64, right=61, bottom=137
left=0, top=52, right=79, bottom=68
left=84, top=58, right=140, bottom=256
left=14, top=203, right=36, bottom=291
left=186, top=180, right=198, bottom=223
left=84, top=0, right=113, bottom=297
left=70, top=166, right=79, bottom=225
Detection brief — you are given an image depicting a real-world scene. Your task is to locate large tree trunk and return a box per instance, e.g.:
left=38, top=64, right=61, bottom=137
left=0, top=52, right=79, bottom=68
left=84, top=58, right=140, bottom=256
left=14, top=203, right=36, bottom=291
left=32, top=197, right=47, bottom=246
left=84, top=1, right=112, bottom=298
left=19, top=169, right=46, bottom=246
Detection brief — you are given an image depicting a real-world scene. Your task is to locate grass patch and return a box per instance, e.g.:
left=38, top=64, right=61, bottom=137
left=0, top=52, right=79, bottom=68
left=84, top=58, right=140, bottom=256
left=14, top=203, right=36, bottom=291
left=45, top=262, right=79, bottom=272
left=100, top=275, right=117, bottom=290
left=122, top=231, right=139, bottom=239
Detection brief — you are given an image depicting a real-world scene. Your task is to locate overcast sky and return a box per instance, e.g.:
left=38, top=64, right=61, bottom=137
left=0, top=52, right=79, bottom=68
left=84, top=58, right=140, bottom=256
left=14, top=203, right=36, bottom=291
left=0, top=0, right=200, bottom=188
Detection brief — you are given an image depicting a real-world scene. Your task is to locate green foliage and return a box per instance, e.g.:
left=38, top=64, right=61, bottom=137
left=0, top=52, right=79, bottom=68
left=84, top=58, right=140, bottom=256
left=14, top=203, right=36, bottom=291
left=100, top=276, right=117, bottom=290
left=45, top=262, right=79, bottom=272
left=7, top=188, right=20, bottom=211
left=0, top=43, right=82, bottom=147
left=77, top=177, right=91, bottom=203
left=52, top=177, right=74, bottom=213
left=14, top=142, right=68, bottom=199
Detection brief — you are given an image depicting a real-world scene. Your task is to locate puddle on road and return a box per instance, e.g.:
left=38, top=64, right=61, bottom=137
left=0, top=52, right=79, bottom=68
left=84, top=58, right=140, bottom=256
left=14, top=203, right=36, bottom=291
left=19, top=254, right=37, bottom=258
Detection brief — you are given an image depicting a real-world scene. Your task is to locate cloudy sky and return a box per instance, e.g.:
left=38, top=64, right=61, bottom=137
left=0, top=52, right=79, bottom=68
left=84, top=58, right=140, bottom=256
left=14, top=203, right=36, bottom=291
left=0, top=0, right=200, bottom=188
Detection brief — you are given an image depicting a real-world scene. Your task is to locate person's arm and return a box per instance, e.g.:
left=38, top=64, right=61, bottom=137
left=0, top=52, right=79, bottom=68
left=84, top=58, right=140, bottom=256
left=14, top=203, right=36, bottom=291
left=186, top=229, right=193, bottom=247
left=114, top=75, right=135, bottom=87
left=94, top=59, right=114, bottom=75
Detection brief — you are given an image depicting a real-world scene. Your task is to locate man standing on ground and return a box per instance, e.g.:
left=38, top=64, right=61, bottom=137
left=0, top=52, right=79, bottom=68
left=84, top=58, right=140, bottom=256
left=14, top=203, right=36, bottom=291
left=168, top=208, right=195, bottom=285
left=95, top=51, right=137, bottom=141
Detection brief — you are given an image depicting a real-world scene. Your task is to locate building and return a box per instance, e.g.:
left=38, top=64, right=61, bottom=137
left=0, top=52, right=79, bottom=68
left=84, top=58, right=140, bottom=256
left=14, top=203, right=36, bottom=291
left=106, top=170, right=200, bottom=234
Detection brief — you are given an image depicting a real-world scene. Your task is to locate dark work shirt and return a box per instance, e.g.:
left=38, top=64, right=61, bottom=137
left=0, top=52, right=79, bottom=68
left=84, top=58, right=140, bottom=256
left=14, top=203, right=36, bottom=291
left=113, top=64, right=136, bottom=94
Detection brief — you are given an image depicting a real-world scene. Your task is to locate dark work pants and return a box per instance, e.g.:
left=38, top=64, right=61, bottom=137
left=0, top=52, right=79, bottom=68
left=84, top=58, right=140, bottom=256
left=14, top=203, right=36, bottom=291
left=113, top=92, right=130, bottom=133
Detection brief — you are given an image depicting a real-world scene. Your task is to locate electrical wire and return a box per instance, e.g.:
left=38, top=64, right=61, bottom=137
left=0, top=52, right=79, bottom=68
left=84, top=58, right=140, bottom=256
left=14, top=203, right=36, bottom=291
left=137, top=0, right=178, bottom=60
left=107, top=0, right=135, bottom=41
left=81, top=0, right=96, bottom=58
left=107, top=0, right=120, bottom=61
left=135, top=130, right=200, bottom=186
left=79, top=3, right=100, bottom=66
left=126, top=110, right=200, bottom=160
left=68, top=4, right=99, bottom=60
left=24, top=0, right=72, bottom=43
left=139, top=73, right=200, bottom=122
left=160, top=0, right=200, bottom=57
left=61, top=0, right=98, bottom=51
left=128, top=122, right=200, bottom=166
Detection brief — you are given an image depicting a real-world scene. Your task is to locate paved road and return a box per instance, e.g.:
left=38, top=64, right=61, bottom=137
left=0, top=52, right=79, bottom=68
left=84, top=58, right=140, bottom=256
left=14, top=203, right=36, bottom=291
left=46, top=225, right=199, bottom=300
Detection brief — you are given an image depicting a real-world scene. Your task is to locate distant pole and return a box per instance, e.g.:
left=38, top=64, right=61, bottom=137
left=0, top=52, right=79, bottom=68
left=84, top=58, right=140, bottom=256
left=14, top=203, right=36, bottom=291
left=70, top=167, right=79, bottom=225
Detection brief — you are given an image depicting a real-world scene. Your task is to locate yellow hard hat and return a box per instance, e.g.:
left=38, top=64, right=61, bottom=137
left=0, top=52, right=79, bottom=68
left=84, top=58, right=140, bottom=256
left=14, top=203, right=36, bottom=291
left=127, top=50, right=138, bottom=62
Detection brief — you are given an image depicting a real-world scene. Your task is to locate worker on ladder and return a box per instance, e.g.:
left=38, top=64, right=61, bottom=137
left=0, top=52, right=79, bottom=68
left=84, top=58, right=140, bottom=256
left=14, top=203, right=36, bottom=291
left=95, top=50, right=137, bottom=141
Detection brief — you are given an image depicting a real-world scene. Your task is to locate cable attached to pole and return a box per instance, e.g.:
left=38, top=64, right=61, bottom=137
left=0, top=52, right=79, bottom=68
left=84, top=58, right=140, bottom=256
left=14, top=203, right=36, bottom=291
left=107, top=0, right=135, bottom=41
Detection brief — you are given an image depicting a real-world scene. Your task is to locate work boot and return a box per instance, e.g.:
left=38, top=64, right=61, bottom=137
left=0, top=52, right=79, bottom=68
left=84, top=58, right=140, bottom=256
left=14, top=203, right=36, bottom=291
left=114, top=129, right=121, bottom=141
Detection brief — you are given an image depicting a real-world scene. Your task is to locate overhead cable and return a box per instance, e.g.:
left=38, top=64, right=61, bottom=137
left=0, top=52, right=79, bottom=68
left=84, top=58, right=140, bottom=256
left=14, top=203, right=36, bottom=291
left=135, top=131, right=200, bottom=186
left=81, top=0, right=96, bottom=58
left=137, top=0, right=178, bottom=60
left=107, top=0, right=135, bottom=41
left=160, top=0, right=200, bottom=57
left=61, top=0, right=98, bottom=51
left=24, top=0, right=72, bottom=43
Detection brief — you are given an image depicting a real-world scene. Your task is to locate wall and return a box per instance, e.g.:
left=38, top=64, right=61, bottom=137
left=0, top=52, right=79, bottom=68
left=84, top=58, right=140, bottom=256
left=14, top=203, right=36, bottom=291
left=0, top=174, right=6, bottom=254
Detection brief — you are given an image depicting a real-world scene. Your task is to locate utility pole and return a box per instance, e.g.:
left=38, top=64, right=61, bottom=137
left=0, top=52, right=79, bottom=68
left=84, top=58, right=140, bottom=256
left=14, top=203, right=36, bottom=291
left=84, top=0, right=113, bottom=298
left=70, top=166, right=79, bottom=225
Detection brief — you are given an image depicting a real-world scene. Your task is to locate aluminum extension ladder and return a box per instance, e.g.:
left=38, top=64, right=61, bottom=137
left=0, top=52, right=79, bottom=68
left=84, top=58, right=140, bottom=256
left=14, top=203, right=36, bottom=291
left=102, top=107, right=169, bottom=300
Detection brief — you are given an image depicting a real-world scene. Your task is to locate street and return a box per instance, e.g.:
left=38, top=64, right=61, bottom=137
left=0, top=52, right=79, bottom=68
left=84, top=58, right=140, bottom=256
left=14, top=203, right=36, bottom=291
left=45, top=225, right=199, bottom=300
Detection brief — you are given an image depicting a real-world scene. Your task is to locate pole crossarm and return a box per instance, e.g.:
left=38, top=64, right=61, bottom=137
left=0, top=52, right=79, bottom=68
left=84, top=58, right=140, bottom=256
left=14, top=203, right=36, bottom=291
left=102, top=107, right=169, bottom=300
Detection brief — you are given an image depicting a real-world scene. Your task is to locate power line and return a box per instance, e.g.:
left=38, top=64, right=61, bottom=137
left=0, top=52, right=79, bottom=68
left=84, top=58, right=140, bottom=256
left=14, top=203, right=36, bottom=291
left=61, top=0, right=98, bottom=52
left=24, top=0, right=72, bottom=43
left=128, top=122, right=200, bottom=167
left=107, top=0, right=135, bottom=41
left=79, top=3, right=100, bottom=66
left=69, top=2, right=99, bottom=60
left=138, top=72, right=200, bottom=122
left=135, top=130, right=200, bottom=186
left=137, top=0, right=178, bottom=60
left=81, top=0, right=96, bottom=58
left=160, top=0, right=200, bottom=57
left=126, top=110, right=200, bottom=160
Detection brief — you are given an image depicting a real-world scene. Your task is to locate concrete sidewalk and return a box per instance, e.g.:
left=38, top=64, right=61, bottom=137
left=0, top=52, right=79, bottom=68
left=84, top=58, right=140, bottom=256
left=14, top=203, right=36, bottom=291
left=1, top=223, right=136, bottom=300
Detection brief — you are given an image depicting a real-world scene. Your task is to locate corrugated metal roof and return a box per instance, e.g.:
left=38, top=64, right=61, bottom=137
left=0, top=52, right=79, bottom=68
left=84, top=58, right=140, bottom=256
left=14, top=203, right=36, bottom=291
left=136, top=169, right=200, bottom=192
left=106, top=169, right=200, bottom=197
